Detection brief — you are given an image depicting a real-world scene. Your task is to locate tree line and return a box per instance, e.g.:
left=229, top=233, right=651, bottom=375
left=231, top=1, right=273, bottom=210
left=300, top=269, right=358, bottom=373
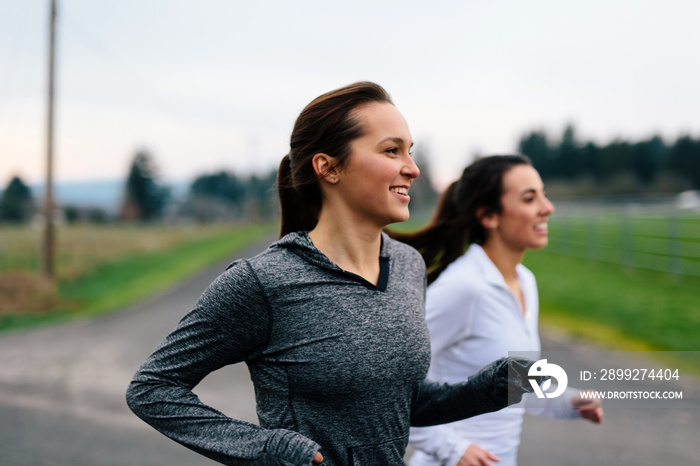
left=518, top=125, right=700, bottom=196
left=114, top=149, right=281, bottom=223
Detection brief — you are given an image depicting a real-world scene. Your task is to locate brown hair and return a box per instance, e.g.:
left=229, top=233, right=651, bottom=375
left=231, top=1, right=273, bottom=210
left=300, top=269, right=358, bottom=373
left=277, top=82, right=393, bottom=237
left=389, top=155, right=531, bottom=284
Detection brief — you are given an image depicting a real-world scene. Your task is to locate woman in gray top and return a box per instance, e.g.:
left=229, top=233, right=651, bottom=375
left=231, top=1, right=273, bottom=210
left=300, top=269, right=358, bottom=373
left=126, top=82, right=538, bottom=466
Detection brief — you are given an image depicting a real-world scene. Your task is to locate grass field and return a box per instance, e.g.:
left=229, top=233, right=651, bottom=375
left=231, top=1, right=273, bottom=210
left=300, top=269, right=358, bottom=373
left=0, top=222, right=275, bottom=332
left=523, top=251, right=700, bottom=351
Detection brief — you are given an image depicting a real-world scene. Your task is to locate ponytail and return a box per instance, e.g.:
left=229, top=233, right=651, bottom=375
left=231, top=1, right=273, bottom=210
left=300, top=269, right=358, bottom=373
left=277, top=154, right=321, bottom=237
left=388, top=181, right=471, bottom=284
left=388, top=155, right=531, bottom=284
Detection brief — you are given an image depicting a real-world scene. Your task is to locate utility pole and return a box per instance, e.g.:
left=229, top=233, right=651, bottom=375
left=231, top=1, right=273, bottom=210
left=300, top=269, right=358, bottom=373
left=42, top=0, right=57, bottom=280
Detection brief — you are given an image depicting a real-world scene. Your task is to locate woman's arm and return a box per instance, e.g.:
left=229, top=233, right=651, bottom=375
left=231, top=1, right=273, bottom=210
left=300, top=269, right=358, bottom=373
left=410, top=424, right=476, bottom=465
left=524, top=386, right=603, bottom=423
left=126, top=261, right=320, bottom=466
left=410, top=356, right=539, bottom=427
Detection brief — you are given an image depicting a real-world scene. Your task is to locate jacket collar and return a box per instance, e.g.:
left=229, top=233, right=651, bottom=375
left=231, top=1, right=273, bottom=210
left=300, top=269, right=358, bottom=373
left=467, top=243, right=511, bottom=290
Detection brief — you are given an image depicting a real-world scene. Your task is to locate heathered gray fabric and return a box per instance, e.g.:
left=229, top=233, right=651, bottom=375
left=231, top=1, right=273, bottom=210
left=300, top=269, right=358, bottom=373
left=126, top=232, right=521, bottom=465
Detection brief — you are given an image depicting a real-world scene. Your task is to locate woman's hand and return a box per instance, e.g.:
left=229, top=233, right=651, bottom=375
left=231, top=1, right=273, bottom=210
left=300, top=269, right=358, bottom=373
left=571, top=391, right=604, bottom=424
left=312, top=451, right=324, bottom=464
left=456, top=444, right=500, bottom=466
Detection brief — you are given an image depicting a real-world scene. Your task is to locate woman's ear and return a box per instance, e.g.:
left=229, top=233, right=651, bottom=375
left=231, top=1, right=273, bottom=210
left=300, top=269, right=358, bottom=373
left=477, top=207, right=499, bottom=230
left=312, top=153, right=339, bottom=183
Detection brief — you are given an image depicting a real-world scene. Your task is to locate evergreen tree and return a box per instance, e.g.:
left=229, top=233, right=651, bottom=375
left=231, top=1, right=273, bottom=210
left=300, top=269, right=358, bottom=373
left=0, top=176, right=34, bottom=223
left=121, top=151, right=170, bottom=221
left=557, top=124, right=583, bottom=178
left=581, top=141, right=603, bottom=179
left=668, top=135, right=700, bottom=188
left=189, top=171, right=246, bottom=204
left=599, top=140, right=634, bottom=180
left=518, top=131, right=553, bottom=179
left=631, top=137, right=664, bottom=185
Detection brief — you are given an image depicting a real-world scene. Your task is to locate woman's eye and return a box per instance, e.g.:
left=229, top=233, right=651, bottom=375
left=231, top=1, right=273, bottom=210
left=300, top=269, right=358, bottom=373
left=385, top=147, right=398, bottom=155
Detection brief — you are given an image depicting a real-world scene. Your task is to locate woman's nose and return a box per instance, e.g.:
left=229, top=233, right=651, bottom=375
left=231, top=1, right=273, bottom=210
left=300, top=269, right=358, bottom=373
left=542, top=197, right=555, bottom=215
left=403, top=156, right=420, bottom=179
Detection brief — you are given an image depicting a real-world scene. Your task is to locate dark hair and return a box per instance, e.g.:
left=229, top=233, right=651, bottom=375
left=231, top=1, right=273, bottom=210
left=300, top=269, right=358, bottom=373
left=277, top=82, right=393, bottom=237
left=389, top=155, right=531, bottom=284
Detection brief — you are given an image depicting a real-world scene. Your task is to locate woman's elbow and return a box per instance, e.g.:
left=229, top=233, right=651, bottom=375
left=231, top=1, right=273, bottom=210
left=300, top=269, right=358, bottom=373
left=125, top=379, right=151, bottom=418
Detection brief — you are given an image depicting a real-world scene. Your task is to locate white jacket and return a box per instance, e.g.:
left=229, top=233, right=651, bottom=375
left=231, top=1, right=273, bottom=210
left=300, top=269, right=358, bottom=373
left=410, top=244, right=579, bottom=466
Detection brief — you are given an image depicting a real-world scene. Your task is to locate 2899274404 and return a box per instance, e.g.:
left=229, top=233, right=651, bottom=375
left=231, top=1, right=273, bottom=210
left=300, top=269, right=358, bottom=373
left=580, top=368, right=680, bottom=381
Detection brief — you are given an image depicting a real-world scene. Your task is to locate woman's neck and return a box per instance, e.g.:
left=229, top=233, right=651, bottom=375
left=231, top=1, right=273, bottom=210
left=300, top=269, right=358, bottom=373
left=481, top=240, right=525, bottom=283
left=482, top=240, right=527, bottom=314
left=308, top=209, right=383, bottom=284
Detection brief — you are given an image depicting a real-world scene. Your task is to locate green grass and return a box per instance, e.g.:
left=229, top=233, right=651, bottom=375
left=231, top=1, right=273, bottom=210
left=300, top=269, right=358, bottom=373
left=524, top=250, right=700, bottom=374
left=524, top=250, right=700, bottom=351
left=0, top=222, right=275, bottom=333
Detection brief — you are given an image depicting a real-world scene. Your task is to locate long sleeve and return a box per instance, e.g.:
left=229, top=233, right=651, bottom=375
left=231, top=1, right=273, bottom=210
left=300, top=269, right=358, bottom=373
left=409, top=424, right=473, bottom=465
left=125, top=260, right=320, bottom=466
left=410, top=357, right=537, bottom=427
left=524, top=386, right=580, bottom=420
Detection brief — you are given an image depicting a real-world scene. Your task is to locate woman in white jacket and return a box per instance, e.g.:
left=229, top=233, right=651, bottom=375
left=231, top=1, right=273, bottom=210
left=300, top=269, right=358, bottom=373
left=391, top=155, right=602, bottom=466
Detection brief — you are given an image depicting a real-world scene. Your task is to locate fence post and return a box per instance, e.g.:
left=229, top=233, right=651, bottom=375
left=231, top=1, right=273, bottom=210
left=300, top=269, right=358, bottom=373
left=621, top=209, right=633, bottom=267
left=668, top=211, right=681, bottom=278
left=588, top=211, right=598, bottom=261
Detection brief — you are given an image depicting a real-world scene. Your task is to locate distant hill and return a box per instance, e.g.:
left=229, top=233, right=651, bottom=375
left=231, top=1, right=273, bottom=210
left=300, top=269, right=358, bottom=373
left=28, top=179, right=189, bottom=215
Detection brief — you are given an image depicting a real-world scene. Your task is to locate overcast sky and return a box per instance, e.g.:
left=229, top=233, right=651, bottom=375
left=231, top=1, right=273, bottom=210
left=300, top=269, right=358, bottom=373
left=2, top=0, right=699, bottom=189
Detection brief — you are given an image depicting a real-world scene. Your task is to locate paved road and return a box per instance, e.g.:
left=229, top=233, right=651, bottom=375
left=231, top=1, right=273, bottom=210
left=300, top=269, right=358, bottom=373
left=1, top=237, right=698, bottom=465
left=0, top=238, right=269, bottom=466
left=518, top=330, right=700, bottom=465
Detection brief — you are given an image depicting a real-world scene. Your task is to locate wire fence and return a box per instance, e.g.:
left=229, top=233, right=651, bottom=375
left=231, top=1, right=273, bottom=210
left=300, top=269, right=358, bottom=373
left=547, top=196, right=700, bottom=278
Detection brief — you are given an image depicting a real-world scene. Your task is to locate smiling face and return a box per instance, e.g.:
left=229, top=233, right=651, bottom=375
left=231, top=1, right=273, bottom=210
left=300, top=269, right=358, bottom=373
left=329, top=102, right=420, bottom=228
left=481, top=164, right=554, bottom=252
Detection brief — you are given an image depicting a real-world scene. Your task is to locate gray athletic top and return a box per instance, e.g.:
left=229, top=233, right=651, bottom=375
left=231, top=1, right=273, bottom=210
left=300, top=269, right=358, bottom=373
left=126, top=232, right=524, bottom=465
